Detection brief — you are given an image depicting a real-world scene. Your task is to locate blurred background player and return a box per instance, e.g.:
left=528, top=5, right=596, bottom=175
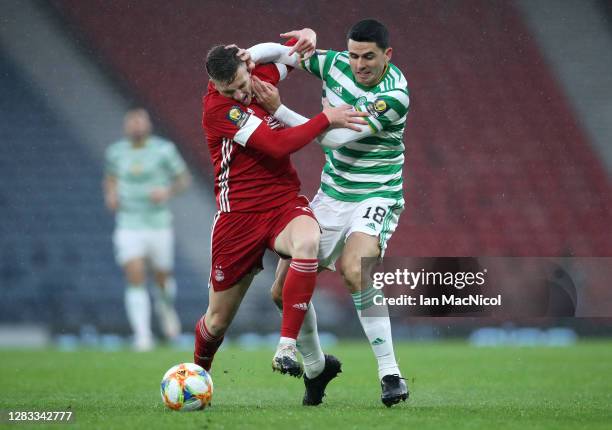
left=194, top=42, right=367, bottom=379
left=248, top=19, right=409, bottom=406
left=104, top=108, right=191, bottom=351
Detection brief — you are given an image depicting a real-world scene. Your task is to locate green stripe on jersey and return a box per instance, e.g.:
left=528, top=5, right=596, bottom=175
left=336, top=146, right=403, bottom=160
left=306, top=50, right=410, bottom=203
left=328, top=152, right=403, bottom=175
left=323, top=165, right=403, bottom=190
left=321, top=182, right=403, bottom=202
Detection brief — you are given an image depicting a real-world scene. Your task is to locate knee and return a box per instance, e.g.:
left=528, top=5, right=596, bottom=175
left=291, top=232, right=320, bottom=259
left=341, top=257, right=362, bottom=290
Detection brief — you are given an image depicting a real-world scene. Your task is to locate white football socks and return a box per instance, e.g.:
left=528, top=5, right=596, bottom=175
left=352, top=287, right=401, bottom=380
left=152, top=277, right=181, bottom=339
left=276, top=302, right=325, bottom=378
left=296, top=303, right=326, bottom=378
left=154, top=277, right=177, bottom=304
left=125, top=285, right=152, bottom=347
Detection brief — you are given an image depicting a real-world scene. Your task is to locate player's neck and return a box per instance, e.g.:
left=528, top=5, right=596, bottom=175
left=371, top=64, right=389, bottom=87
left=131, top=138, right=148, bottom=148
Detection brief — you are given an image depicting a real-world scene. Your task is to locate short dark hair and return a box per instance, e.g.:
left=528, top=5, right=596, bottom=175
left=347, top=19, right=389, bottom=50
left=205, top=45, right=242, bottom=84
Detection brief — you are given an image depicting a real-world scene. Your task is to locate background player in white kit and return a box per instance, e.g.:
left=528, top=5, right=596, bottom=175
left=245, top=20, right=410, bottom=406
left=104, top=108, right=191, bottom=351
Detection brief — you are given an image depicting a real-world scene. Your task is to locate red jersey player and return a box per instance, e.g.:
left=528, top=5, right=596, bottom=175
left=194, top=34, right=368, bottom=378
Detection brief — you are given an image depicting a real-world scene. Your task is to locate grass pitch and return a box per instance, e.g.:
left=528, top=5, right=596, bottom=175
left=1, top=341, right=611, bottom=429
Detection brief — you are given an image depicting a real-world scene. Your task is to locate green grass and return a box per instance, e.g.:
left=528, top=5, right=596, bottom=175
left=1, top=341, right=611, bottom=429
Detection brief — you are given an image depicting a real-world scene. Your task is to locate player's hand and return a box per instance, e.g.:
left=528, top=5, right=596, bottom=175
left=252, top=76, right=281, bottom=113
left=150, top=187, right=171, bottom=204
left=280, top=28, right=317, bottom=59
left=322, top=104, right=369, bottom=131
left=105, top=192, right=119, bottom=212
left=225, top=44, right=255, bottom=72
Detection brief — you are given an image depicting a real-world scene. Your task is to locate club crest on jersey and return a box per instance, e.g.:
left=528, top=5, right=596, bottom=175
left=227, top=106, right=250, bottom=128
left=355, top=96, right=368, bottom=108
left=366, top=98, right=388, bottom=117
left=130, top=162, right=143, bottom=176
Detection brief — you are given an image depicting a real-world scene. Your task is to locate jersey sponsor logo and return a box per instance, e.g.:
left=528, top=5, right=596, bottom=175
left=366, top=98, right=389, bottom=118
left=264, top=115, right=283, bottom=130
left=227, top=106, right=251, bottom=128
left=366, top=222, right=377, bottom=230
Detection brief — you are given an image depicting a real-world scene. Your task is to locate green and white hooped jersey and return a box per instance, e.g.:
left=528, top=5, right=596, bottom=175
left=301, top=50, right=409, bottom=206
left=105, top=136, right=187, bottom=230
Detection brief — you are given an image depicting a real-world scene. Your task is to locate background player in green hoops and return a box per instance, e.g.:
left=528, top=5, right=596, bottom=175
left=104, top=108, right=191, bottom=351
left=243, top=19, right=409, bottom=406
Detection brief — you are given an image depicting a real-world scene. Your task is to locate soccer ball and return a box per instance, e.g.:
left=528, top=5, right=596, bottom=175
left=160, top=363, right=213, bottom=411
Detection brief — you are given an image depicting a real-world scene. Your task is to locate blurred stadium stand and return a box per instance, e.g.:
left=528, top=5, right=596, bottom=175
left=0, top=51, right=121, bottom=330
left=1, top=0, right=611, bottom=338
left=51, top=0, right=612, bottom=257
left=0, top=52, right=208, bottom=333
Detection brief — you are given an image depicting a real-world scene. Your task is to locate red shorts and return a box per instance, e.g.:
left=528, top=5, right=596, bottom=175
left=209, top=195, right=317, bottom=291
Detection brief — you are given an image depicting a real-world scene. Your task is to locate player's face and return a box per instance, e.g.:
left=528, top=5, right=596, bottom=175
left=124, top=110, right=152, bottom=142
left=347, top=39, right=392, bottom=87
left=214, top=65, right=253, bottom=106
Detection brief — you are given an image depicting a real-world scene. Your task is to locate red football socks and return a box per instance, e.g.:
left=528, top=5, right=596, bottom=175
left=280, top=259, right=318, bottom=339
left=193, top=315, right=224, bottom=372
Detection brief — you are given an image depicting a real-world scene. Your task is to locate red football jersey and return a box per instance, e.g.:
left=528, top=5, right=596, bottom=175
left=203, top=63, right=301, bottom=213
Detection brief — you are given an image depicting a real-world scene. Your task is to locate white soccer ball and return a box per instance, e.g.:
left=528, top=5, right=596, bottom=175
left=160, top=363, right=213, bottom=411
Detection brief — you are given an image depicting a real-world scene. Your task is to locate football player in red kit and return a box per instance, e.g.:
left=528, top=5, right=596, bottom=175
left=194, top=31, right=368, bottom=378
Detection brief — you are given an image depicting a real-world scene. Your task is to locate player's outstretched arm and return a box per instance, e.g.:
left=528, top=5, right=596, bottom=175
left=245, top=28, right=317, bottom=68
left=246, top=105, right=366, bottom=158
left=246, top=43, right=300, bottom=68
left=277, top=107, right=375, bottom=149
left=253, top=77, right=372, bottom=149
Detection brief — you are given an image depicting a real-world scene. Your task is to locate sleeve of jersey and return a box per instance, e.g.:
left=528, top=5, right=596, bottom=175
left=254, top=63, right=287, bottom=86
left=273, top=104, right=374, bottom=149
left=300, top=50, right=337, bottom=80
left=164, top=144, right=188, bottom=176
left=248, top=38, right=299, bottom=84
left=235, top=112, right=330, bottom=158
left=363, top=90, right=410, bottom=132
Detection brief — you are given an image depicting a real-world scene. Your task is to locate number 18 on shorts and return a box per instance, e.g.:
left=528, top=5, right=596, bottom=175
left=311, top=192, right=404, bottom=269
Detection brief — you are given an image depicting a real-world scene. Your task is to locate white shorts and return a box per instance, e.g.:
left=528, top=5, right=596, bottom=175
left=311, top=191, right=404, bottom=270
left=113, top=228, right=174, bottom=271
